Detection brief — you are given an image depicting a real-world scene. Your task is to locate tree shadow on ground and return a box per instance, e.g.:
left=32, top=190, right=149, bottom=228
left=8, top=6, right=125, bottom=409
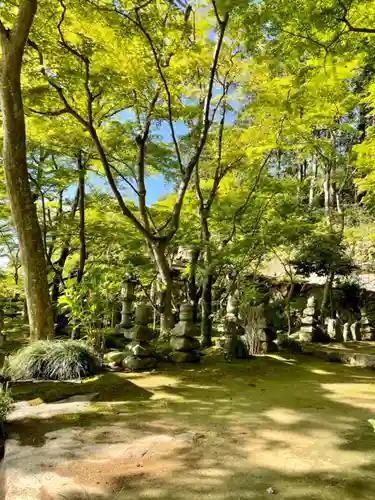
left=6, top=353, right=375, bottom=499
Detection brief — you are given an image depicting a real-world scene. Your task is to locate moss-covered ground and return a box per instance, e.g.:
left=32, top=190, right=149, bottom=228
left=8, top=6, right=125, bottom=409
left=6, top=349, right=375, bottom=500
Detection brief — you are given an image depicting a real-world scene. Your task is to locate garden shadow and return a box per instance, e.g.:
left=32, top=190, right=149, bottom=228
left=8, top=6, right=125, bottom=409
left=6, top=353, right=375, bottom=499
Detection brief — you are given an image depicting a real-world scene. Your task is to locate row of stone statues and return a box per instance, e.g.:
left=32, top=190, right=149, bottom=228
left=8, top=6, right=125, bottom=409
left=114, top=302, right=201, bottom=370
left=293, top=295, right=374, bottom=342
left=113, top=279, right=375, bottom=370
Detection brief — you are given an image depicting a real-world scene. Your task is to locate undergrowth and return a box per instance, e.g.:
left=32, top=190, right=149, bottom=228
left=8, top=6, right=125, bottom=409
left=8, top=340, right=102, bottom=381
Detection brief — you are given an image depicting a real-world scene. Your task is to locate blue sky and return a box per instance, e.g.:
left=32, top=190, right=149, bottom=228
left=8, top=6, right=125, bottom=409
left=86, top=86, right=239, bottom=206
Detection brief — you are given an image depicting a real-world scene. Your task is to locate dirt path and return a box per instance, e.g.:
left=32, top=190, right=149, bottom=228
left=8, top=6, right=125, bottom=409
left=5, top=354, right=375, bottom=499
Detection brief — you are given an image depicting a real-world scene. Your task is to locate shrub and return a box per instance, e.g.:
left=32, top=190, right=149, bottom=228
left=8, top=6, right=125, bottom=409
left=0, top=391, right=13, bottom=422
left=276, top=334, right=302, bottom=353
left=8, top=340, right=102, bottom=381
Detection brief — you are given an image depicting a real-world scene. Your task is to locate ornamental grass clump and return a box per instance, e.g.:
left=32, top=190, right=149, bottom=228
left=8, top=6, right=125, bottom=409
left=8, top=340, right=101, bottom=381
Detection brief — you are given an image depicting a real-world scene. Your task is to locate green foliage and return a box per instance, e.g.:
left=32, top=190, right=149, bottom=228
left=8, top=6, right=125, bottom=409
left=332, top=278, right=363, bottom=315
left=291, top=233, right=355, bottom=277
left=0, top=390, right=13, bottom=422
left=276, top=334, right=302, bottom=353
left=9, top=340, right=101, bottom=381
left=58, top=270, right=119, bottom=339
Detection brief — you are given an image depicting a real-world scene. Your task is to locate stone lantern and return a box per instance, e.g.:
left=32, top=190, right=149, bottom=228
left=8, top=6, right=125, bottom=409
left=117, top=276, right=136, bottom=331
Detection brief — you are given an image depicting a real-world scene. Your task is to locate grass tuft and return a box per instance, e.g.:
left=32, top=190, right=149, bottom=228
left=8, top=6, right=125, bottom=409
left=8, top=340, right=102, bottom=381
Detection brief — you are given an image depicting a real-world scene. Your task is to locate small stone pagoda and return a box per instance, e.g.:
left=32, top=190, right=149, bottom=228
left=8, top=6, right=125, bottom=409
left=360, top=309, right=375, bottom=340
left=216, top=295, right=243, bottom=354
left=116, top=276, right=136, bottom=333
left=298, top=295, right=317, bottom=342
left=170, top=303, right=200, bottom=362
left=123, top=304, right=157, bottom=370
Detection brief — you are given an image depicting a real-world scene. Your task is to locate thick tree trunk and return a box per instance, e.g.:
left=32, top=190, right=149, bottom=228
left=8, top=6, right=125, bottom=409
left=152, top=244, right=174, bottom=334
left=320, top=272, right=334, bottom=323
left=0, top=1, right=54, bottom=341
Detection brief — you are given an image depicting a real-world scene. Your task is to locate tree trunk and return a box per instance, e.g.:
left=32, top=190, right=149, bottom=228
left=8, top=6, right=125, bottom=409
left=320, top=272, right=334, bottom=323
left=324, top=166, right=332, bottom=226
left=200, top=217, right=213, bottom=347
left=285, top=282, right=295, bottom=335
left=152, top=244, right=174, bottom=334
left=187, top=248, right=199, bottom=321
left=309, top=159, right=318, bottom=207
left=0, top=1, right=54, bottom=341
left=201, top=270, right=213, bottom=347
left=51, top=186, right=79, bottom=314
left=77, top=154, right=86, bottom=284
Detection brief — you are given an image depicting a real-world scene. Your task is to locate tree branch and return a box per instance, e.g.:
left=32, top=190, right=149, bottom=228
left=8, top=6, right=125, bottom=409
left=336, top=0, right=375, bottom=33
left=137, top=90, right=160, bottom=230
left=164, top=10, right=230, bottom=240
left=222, top=151, right=272, bottom=246
left=9, top=0, right=37, bottom=57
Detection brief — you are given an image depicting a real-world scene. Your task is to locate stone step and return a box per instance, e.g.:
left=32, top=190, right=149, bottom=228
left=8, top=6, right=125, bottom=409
left=301, top=344, right=375, bottom=368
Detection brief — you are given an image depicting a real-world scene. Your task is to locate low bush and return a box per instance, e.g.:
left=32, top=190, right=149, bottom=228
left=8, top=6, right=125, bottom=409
left=276, top=334, right=302, bottom=353
left=0, top=391, right=13, bottom=422
left=8, top=340, right=102, bottom=381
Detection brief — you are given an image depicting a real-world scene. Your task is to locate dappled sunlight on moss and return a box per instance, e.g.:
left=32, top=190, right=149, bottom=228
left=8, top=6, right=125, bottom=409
left=6, top=354, right=375, bottom=499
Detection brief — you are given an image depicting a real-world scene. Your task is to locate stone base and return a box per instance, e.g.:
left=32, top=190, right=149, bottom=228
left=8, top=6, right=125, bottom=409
left=215, top=337, right=226, bottom=348
left=124, top=325, right=155, bottom=342
left=122, top=355, right=157, bottom=370
left=126, top=341, right=155, bottom=357
left=170, top=336, right=200, bottom=352
left=299, top=331, right=313, bottom=342
left=171, top=322, right=199, bottom=338
left=107, top=361, right=123, bottom=372
left=115, top=325, right=132, bottom=335
left=301, top=345, right=375, bottom=368
left=361, top=328, right=375, bottom=341
left=169, top=351, right=200, bottom=363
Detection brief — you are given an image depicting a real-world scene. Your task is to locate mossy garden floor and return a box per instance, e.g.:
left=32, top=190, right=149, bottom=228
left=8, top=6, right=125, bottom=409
left=5, top=349, right=375, bottom=500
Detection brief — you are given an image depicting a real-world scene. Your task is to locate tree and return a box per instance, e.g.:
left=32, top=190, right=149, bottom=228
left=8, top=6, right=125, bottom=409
left=291, top=232, right=355, bottom=319
left=0, top=0, right=53, bottom=340
left=22, top=0, right=234, bottom=332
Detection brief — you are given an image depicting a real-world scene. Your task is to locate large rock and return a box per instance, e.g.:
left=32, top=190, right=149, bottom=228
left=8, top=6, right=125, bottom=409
left=170, top=336, right=200, bottom=352
left=104, top=351, right=125, bottom=365
left=122, top=356, right=157, bottom=370
left=169, top=351, right=200, bottom=363
left=126, top=342, right=155, bottom=357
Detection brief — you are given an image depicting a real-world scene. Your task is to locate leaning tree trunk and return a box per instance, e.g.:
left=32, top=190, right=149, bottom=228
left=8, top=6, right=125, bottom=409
left=0, top=0, right=54, bottom=341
